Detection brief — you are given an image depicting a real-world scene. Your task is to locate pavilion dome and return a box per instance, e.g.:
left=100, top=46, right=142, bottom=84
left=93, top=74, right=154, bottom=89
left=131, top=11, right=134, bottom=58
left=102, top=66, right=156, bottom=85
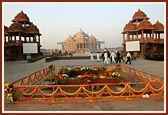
left=12, top=10, right=30, bottom=24
left=153, top=20, right=164, bottom=32
left=123, top=21, right=136, bottom=32
left=7, top=22, right=25, bottom=33
left=137, top=19, right=155, bottom=30
left=26, top=23, right=40, bottom=34
left=132, top=9, right=149, bottom=21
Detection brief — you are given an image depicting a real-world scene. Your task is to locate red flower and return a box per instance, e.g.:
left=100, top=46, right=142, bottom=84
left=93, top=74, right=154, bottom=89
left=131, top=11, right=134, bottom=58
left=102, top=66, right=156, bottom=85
left=56, top=75, right=62, bottom=80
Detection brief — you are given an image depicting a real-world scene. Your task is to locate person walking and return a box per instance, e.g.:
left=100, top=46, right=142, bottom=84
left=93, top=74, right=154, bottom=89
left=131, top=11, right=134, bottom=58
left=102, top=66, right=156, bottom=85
left=110, top=51, right=116, bottom=63
left=103, top=50, right=109, bottom=64
left=116, top=51, right=121, bottom=63
left=90, top=52, right=94, bottom=61
left=107, top=50, right=111, bottom=63
left=125, top=52, right=132, bottom=64
left=96, top=52, right=100, bottom=62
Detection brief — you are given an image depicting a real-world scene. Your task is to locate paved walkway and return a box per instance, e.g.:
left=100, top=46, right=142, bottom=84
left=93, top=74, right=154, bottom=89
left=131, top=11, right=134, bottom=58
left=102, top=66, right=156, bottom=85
left=3, top=58, right=165, bottom=112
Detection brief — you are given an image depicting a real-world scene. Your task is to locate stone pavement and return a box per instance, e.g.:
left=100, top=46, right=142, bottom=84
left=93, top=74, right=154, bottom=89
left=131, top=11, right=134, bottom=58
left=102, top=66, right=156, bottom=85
left=2, top=58, right=165, bottom=112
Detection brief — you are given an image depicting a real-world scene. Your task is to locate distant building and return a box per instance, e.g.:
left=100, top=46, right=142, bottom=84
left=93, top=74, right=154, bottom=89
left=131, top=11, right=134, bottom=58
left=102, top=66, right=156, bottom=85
left=40, top=49, right=53, bottom=56
left=122, top=9, right=164, bottom=59
left=4, top=10, right=42, bottom=61
left=58, top=29, right=105, bottom=53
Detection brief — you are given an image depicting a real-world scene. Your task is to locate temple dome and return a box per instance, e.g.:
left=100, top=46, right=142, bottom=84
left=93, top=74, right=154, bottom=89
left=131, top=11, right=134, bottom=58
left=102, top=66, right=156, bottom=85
left=65, top=35, right=74, bottom=42
left=75, top=28, right=89, bottom=39
left=89, top=34, right=97, bottom=41
left=12, top=10, right=30, bottom=24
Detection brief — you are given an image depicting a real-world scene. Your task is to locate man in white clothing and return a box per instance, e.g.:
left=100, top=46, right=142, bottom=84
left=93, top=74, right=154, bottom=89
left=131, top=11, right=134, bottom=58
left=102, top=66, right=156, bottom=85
left=90, top=52, right=94, bottom=61
left=110, top=51, right=116, bottom=63
left=96, top=52, right=100, bottom=62
left=103, top=51, right=109, bottom=64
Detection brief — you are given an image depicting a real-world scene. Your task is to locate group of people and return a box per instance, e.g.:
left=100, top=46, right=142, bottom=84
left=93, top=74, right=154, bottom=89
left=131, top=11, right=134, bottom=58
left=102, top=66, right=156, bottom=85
left=90, top=50, right=132, bottom=65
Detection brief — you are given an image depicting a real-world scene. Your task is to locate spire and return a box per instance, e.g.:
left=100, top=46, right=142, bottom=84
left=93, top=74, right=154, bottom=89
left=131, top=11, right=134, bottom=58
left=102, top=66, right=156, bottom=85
left=80, top=28, right=83, bottom=32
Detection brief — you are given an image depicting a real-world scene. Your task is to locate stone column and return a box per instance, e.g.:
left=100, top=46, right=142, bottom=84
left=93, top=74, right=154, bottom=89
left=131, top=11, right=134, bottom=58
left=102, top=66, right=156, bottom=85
left=141, top=30, right=144, bottom=42
left=14, top=35, right=16, bottom=42
left=38, top=36, right=40, bottom=43
left=132, top=34, right=134, bottom=40
left=19, top=33, right=21, bottom=43
left=136, top=32, right=138, bottom=40
left=146, top=33, right=148, bottom=39
left=8, top=34, right=10, bottom=42
left=127, top=32, right=129, bottom=40
left=24, top=36, right=26, bottom=42
left=155, top=33, right=158, bottom=39
left=29, top=37, right=31, bottom=42
left=34, top=36, right=37, bottom=42
left=152, top=30, right=154, bottom=40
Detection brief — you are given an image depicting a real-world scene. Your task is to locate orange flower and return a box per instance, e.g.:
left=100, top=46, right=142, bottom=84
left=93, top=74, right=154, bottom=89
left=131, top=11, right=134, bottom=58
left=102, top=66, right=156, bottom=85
left=56, top=75, right=62, bottom=80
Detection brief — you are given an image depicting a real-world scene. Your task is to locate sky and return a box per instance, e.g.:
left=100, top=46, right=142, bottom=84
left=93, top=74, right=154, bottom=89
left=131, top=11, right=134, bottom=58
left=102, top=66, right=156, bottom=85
left=2, top=2, right=165, bottom=49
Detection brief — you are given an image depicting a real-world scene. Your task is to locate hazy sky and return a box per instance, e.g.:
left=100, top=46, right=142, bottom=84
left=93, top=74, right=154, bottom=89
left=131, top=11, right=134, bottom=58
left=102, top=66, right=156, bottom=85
left=2, top=2, right=165, bottom=49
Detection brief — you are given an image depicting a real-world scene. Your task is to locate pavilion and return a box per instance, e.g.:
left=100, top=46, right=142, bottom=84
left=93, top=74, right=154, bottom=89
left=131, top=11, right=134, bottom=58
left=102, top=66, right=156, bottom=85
left=122, top=9, right=164, bottom=60
left=4, top=10, right=42, bottom=61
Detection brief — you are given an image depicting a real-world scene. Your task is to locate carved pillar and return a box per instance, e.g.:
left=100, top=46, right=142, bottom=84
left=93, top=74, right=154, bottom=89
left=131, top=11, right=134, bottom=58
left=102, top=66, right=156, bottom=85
left=123, top=36, right=125, bottom=44
left=152, top=30, right=154, bottom=40
left=24, top=36, right=26, bottom=42
left=83, top=42, right=85, bottom=49
left=146, top=33, right=148, bottom=39
left=29, top=37, right=31, bottom=42
left=8, top=34, right=10, bottom=42
left=33, top=36, right=35, bottom=42
left=127, top=32, right=129, bottom=40
left=155, top=33, right=158, bottom=39
left=136, top=31, right=138, bottom=40
left=14, top=35, right=16, bottom=42
left=141, top=30, right=144, bottom=42
left=19, top=32, right=21, bottom=43
left=38, top=36, right=40, bottom=43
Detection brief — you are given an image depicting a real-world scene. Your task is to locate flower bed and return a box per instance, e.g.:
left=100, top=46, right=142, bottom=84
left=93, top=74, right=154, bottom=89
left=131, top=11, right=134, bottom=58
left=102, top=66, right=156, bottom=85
left=46, top=65, right=122, bottom=85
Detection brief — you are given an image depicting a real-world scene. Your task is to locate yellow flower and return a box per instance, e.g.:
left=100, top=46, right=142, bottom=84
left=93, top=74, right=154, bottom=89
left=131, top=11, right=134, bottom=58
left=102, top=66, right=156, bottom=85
left=7, top=93, right=12, bottom=97
left=61, top=74, right=69, bottom=79
left=5, top=83, right=9, bottom=87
